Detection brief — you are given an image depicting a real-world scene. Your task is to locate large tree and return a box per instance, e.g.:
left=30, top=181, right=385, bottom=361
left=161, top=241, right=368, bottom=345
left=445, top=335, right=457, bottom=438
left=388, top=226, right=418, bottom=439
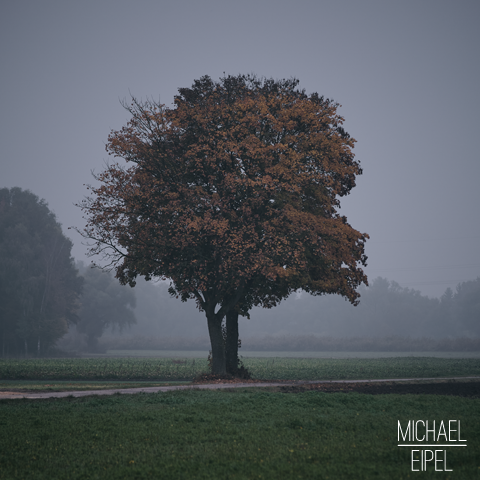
left=78, top=74, right=368, bottom=374
left=0, top=187, right=83, bottom=356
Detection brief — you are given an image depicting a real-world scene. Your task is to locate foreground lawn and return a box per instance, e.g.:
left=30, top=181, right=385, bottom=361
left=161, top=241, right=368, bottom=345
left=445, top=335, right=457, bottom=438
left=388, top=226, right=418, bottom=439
left=1, top=356, right=479, bottom=382
left=0, top=389, right=478, bottom=479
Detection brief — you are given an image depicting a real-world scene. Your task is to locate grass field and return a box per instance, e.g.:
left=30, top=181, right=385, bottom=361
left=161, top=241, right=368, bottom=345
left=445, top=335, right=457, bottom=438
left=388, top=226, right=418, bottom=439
left=1, top=356, right=480, bottom=382
left=1, top=356, right=479, bottom=479
left=0, top=388, right=478, bottom=479
left=102, top=349, right=480, bottom=359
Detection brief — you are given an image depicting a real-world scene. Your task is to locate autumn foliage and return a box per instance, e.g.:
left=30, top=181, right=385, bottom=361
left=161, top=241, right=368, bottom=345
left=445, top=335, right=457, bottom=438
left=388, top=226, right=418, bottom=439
left=78, top=75, right=368, bottom=374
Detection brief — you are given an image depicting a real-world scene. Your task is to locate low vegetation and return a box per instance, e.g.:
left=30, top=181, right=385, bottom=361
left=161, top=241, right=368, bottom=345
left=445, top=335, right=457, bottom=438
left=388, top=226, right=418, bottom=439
left=1, top=356, right=479, bottom=479
left=0, top=389, right=478, bottom=479
left=98, top=334, right=480, bottom=353
left=1, top=357, right=479, bottom=382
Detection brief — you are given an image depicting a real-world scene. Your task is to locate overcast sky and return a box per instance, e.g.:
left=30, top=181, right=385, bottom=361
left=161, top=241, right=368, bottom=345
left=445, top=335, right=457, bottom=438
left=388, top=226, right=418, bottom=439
left=1, top=0, right=479, bottom=298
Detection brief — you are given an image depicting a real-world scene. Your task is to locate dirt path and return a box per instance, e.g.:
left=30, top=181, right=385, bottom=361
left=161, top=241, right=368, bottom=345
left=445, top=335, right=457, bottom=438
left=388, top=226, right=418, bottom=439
left=1, top=377, right=479, bottom=400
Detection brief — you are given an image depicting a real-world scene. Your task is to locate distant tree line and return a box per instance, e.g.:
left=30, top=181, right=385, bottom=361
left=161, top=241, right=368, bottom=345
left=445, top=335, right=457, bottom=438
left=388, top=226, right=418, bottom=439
left=74, top=262, right=136, bottom=352
left=0, top=188, right=136, bottom=357
left=95, top=276, right=480, bottom=352
left=0, top=188, right=82, bottom=356
left=238, top=276, right=480, bottom=341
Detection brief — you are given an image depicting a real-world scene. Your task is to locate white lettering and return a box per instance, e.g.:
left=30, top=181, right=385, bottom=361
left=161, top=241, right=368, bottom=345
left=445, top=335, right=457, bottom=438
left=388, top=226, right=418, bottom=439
left=435, top=450, right=443, bottom=471
left=411, top=450, right=420, bottom=471
left=415, top=420, right=425, bottom=441
left=445, top=450, right=453, bottom=471
left=458, top=420, right=466, bottom=441
left=398, top=421, right=411, bottom=442
left=424, top=450, right=434, bottom=470
left=437, top=420, right=447, bottom=442
left=449, top=420, right=457, bottom=441
left=425, top=420, right=435, bottom=441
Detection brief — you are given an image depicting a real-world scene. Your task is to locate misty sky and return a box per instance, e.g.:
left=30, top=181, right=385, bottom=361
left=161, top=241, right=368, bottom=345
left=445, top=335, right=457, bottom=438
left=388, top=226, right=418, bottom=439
left=1, top=0, right=479, bottom=298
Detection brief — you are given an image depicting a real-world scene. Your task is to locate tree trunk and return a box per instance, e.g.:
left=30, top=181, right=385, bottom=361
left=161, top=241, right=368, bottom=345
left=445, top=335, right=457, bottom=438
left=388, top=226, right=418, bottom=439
left=225, top=309, right=239, bottom=376
left=206, top=312, right=226, bottom=375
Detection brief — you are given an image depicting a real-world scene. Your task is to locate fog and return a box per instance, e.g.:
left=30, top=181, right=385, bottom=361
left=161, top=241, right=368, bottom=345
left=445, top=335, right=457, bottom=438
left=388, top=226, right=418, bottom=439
left=2, top=1, right=480, bottom=322
left=79, top=275, right=478, bottom=353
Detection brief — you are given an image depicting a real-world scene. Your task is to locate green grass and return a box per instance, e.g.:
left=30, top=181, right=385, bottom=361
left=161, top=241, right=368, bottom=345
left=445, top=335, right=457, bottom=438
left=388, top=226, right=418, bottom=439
left=0, top=389, right=478, bottom=479
left=103, top=349, right=480, bottom=359
left=245, top=357, right=480, bottom=381
left=0, top=358, right=206, bottom=381
left=1, top=357, right=479, bottom=382
left=1, top=357, right=479, bottom=479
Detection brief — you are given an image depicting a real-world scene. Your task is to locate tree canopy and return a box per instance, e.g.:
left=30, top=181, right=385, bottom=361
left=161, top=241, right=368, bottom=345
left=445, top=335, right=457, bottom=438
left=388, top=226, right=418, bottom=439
left=79, top=74, right=368, bottom=374
left=0, top=187, right=83, bottom=356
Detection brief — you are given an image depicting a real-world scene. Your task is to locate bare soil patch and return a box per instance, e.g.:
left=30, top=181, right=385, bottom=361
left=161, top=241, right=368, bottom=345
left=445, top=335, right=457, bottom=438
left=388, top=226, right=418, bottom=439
left=278, top=380, right=480, bottom=397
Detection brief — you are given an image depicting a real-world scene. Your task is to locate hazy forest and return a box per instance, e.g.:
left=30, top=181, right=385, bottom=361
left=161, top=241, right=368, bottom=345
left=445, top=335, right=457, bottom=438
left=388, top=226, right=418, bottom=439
left=63, top=272, right=480, bottom=354
left=1, top=187, right=479, bottom=357
left=4, top=239, right=480, bottom=356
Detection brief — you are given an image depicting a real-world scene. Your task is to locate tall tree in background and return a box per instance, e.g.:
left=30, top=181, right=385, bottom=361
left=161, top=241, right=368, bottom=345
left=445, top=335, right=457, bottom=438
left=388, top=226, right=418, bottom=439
left=78, top=74, right=368, bottom=375
left=0, top=187, right=83, bottom=356
left=76, top=264, right=136, bottom=352
left=454, top=278, right=480, bottom=336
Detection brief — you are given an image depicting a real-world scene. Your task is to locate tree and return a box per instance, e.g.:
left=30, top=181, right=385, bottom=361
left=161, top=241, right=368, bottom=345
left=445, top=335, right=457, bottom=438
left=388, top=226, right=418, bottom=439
left=0, top=187, right=83, bottom=356
left=76, top=264, right=137, bottom=352
left=78, top=74, right=368, bottom=374
left=454, top=278, right=480, bottom=336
